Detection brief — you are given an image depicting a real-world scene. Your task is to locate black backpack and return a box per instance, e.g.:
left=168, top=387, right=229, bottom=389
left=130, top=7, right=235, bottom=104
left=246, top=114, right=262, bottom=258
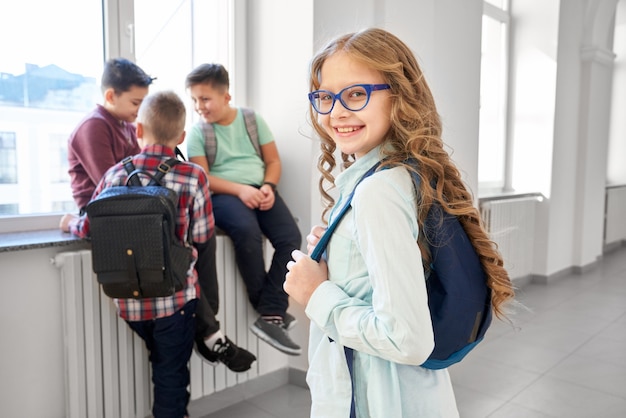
left=85, top=157, right=192, bottom=299
left=311, top=160, right=492, bottom=369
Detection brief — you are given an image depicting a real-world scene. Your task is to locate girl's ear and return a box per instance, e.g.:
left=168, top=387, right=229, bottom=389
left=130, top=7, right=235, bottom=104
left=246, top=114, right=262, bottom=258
left=177, top=130, right=186, bottom=145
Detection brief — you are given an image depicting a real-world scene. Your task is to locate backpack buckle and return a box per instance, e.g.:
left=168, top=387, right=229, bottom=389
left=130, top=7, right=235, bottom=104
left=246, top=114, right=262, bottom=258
left=157, top=162, right=172, bottom=174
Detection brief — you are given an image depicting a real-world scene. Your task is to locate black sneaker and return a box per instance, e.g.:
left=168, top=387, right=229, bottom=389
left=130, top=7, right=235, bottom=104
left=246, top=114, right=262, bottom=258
left=251, top=316, right=302, bottom=356
left=283, top=312, right=298, bottom=330
left=194, top=336, right=256, bottom=372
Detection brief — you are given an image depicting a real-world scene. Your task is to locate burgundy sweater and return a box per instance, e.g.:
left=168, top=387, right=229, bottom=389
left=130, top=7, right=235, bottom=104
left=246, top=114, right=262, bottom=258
left=67, top=105, right=140, bottom=209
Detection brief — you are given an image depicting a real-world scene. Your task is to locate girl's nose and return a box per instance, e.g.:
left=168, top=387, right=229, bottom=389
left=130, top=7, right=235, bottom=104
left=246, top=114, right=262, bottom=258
left=329, top=99, right=349, bottom=118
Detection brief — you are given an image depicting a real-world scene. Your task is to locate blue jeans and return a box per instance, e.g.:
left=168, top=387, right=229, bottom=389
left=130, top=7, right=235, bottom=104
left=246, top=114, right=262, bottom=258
left=212, top=191, right=302, bottom=316
left=127, top=299, right=197, bottom=418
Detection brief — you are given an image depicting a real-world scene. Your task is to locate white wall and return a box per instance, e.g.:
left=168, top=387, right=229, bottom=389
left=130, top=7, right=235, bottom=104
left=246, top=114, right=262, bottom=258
left=246, top=0, right=316, bottom=372
left=550, top=0, right=619, bottom=273
left=540, top=0, right=584, bottom=275
left=0, top=244, right=85, bottom=418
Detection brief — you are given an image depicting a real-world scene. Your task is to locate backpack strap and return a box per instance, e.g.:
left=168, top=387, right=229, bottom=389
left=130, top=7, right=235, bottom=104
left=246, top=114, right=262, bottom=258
left=151, top=158, right=180, bottom=186
left=174, top=146, right=187, bottom=161
left=310, top=161, right=381, bottom=262
left=123, top=157, right=180, bottom=187
left=202, top=107, right=262, bottom=168
left=241, top=108, right=262, bottom=157
left=122, top=156, right=142, bottom=186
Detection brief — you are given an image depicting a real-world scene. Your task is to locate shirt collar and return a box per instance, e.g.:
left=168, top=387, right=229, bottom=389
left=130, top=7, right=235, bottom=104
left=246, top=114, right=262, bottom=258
left=96, top=104, right=126, bottom=127
left=335, top=146, right=384, bottom=193
left=140, top=143, right=177, bottom=158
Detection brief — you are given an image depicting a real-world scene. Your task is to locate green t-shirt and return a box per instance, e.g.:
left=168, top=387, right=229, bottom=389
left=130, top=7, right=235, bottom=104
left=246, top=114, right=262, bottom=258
left=187, top=108, right=274, bottom=186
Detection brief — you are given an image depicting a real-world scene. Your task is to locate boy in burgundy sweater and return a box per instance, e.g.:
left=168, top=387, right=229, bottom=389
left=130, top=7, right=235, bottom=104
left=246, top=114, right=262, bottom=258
left=67, top=58, right=154, bottom=211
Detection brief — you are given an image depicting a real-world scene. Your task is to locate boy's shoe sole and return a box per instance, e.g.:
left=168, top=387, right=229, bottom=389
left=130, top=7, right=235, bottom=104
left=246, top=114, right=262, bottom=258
left=251, top=317, right=302, bottom=356
left=194, top=341, right=219, bottom=367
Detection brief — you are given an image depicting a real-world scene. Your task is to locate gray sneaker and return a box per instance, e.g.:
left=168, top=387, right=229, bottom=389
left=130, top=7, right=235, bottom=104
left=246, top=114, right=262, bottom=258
left=251, top=317, right=302, bottom=355
left=283, top=312, right=297, bottom=331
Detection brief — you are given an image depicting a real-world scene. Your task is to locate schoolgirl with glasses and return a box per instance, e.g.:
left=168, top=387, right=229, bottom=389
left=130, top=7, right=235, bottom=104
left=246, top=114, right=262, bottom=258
left=285, top=28, right=514, bottom=417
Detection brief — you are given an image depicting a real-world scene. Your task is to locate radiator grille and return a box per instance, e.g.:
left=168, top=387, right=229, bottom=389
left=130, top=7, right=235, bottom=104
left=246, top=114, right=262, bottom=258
left=53, top=236, right=270, bottom=418
left=480, top=195, right=541, bottom=280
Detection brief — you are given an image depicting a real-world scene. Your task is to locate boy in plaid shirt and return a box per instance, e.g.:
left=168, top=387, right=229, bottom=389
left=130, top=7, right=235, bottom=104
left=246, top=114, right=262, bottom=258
left=61, top=91, right=214, bottom=417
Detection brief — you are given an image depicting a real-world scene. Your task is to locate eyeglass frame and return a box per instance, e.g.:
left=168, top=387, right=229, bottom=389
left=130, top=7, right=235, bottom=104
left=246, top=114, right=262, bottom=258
left=308, top=83, right=391, bottom=115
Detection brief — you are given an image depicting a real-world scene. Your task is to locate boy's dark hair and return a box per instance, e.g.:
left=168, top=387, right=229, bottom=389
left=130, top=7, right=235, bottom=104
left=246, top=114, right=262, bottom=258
left=185, top=63, right=229, bottom=90
left=101, top=58, right=155, bottom=94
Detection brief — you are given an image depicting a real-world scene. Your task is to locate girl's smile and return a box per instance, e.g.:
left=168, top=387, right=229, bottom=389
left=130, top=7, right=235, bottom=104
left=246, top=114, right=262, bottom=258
left=334, top=125, right=363, bottom=134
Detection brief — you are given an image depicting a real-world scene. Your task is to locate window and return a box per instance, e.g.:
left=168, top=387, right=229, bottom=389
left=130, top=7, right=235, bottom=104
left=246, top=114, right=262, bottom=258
left=0, top=132, right=17, bottom=184
left=49, top=133, right=70, bottom=184
left=478, top=0, right=511, bottom=193
left=0, top=0, right=233, bottom=232
left=608, top=0, right=626, bottom=185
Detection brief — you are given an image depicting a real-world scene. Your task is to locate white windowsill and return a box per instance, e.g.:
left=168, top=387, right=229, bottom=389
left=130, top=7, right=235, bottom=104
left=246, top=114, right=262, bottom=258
left=0, top=213, right=85, bottom=252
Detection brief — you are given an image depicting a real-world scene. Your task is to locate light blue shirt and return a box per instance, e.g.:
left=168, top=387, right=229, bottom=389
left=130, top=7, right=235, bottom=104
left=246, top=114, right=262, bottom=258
left=305, top=147, right=459, bottom=418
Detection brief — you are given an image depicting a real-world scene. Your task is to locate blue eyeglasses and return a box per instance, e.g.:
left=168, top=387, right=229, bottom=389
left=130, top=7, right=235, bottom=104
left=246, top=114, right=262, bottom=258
left=308, top=83, right=391, bottom=115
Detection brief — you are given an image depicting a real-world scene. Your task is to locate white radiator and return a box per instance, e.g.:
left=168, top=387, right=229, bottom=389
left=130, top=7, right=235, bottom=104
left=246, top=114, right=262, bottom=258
left=53, top=235, right=263, bottom=418
left=479, top=195, right=541, bottom=280
left=605, top=186, right=626, bottom=246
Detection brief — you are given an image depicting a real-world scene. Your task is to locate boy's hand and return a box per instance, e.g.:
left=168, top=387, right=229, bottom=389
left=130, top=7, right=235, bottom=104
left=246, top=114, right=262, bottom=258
left=59, top=213, right=78, bottom=232
left=258, top=184, right=275, bottom=211
left=238, top=185, right=265, bottom=209
left=284, top=249, right=329, bottom=307
left=306, top=225, right=327, bottom=255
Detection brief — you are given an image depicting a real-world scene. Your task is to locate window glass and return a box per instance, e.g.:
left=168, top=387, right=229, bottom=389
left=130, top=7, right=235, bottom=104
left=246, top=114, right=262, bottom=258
left=0, top=132, right=17, bottom=184
left=479, top=8, right=509, bottom=192
left=607, top=0, right=626, bottom=185
left=134, top=0, right=232, bottom=134
left=0, top=0, right=103, bottom=216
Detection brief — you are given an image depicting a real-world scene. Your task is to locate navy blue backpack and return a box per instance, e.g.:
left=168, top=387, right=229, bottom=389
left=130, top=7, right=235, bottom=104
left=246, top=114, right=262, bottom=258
left=311, top=160, right=492, bottom=370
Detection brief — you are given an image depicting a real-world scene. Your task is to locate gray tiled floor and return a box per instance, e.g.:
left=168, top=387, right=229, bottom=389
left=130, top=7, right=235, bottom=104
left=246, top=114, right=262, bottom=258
left=199, top=247, right=626, bottom=418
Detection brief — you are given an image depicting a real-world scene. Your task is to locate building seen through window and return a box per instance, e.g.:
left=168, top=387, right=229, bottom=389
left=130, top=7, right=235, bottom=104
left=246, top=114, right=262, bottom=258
left=0, top=0, right=103, bottom=217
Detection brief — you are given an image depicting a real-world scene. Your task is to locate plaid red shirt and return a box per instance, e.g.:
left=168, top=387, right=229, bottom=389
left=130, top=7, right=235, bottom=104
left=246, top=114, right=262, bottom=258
left=69, top=144, right=214, bottom=321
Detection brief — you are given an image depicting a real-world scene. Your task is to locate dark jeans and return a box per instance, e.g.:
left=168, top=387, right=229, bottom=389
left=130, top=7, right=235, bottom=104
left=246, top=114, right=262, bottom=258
left=127, top=299, right=197, bottom=418
left=212, top=191, right=302, bottom=316
left=194, top=234, right=221, bottom=340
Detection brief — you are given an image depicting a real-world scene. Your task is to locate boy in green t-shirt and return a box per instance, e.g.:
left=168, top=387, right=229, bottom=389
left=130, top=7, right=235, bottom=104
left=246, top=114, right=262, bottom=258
left=185, top=63, right=302, bottom=356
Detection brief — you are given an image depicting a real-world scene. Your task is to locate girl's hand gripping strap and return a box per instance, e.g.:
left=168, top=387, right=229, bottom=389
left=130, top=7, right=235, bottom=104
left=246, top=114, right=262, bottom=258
left=310, top=161, right=382, bottom=262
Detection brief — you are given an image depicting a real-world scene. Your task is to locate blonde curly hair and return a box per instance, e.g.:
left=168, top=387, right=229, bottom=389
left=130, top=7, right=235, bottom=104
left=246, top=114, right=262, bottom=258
left=308, top=28, right=514, bottom=319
